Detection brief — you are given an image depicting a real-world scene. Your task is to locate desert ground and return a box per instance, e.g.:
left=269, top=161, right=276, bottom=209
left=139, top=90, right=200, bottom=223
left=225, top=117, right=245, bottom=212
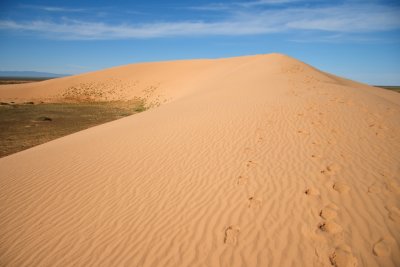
left=0, top=100, right=146, bottom=157
left=0, top=77, right=55, bottom=85
left=0, top=53, right=399, bottom=267
left=377, top=86, right=400, bottom=93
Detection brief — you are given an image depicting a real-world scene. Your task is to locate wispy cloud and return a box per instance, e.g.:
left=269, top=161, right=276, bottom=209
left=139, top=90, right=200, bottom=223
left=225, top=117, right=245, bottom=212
left=288, top=33, right=394, bottom=44
left=1, top=3, right=399, bottom=40
left=189, top=0, right=304, bottom=11
left=286, top=5, right=400, bottom=31
left=0, top=19, right=276, bottom=40
left=66, top=64, right=91, bottom=69
left=239, top=0, right=307, bottom=7
left=20, top=4, right=85, bottom=13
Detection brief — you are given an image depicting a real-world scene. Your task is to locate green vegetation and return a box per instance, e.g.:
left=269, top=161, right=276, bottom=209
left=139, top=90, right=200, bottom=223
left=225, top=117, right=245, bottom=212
left=0, top=77, right=53, bottom=85
left=375, top=85, right=400, bottom=93
left=133, top=104, right=147, bottom=112
left=0, top=100, right=147, bottom=158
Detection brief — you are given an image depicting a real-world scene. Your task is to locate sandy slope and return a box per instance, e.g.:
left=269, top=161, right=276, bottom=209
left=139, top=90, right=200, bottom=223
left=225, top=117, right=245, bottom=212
left=0, top=54, right=399, bottom=267
left=0, top=56, right=261, bottom=105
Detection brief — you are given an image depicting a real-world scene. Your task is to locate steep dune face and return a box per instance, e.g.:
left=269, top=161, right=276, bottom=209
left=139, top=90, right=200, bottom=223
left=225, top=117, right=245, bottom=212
left=0, top=54, right=399, bottom=266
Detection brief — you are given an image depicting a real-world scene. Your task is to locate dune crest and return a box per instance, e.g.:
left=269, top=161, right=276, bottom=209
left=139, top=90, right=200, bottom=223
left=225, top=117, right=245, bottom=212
left=1, top=54, right=399, bottom=266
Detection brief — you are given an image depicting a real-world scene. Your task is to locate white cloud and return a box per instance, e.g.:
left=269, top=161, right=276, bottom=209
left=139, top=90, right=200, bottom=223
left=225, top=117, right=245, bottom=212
left=286, top=5, right=400, bottom=32
left=239, top=0, right=305, bottom=7
left=20, top=4, right=85, bottom=12
left=1, top=3, right=399, bottom=40
left=0, top=19, right=277, bottom=40
left=189, top=0, right=303, bottom=10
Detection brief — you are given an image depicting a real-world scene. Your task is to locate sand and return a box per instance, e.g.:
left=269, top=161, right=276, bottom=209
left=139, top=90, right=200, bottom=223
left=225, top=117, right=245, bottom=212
left=0, top=54, right=399, bottom=266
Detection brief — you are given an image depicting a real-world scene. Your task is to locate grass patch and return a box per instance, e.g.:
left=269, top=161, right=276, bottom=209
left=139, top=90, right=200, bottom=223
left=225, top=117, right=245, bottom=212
left=0, top=99, right=147, bottom=158
left=133, top=102, right=147, bottom=112
left=0, top=77, right=53, bottom=85
left=375, top=85, right=400, bottom=93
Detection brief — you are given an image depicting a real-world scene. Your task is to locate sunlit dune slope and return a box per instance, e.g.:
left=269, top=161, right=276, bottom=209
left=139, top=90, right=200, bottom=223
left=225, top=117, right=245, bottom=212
left=1, top=54, right=399, bottom=267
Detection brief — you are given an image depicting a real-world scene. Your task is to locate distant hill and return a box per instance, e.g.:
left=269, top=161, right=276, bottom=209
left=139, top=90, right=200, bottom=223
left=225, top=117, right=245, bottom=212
left=0, top=71, right=69, bottom=78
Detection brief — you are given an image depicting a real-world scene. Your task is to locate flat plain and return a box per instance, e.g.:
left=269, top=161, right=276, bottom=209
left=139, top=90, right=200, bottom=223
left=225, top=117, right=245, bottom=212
left=0, top=100, right=145, bottom=157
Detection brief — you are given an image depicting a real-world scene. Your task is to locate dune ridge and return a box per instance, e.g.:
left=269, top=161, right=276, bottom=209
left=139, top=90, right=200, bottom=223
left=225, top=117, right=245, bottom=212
left=0, top=54, right=399, bottom=266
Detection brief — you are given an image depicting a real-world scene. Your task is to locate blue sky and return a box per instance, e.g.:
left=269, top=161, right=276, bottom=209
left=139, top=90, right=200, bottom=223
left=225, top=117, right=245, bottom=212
left=0, top=0, right=399, bottom=85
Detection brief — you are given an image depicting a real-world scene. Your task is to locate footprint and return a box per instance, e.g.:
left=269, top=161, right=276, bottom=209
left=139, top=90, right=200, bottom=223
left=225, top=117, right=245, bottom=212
left=237, top=176, right=248, bottom=185
left=318, top=221, right=343, bottom=234
left=373, top=237, right=395, bottom=257
left=255, top=128, right=265, bottom=140
left=245, top=160, right=258, bottom=168
left=385, top=206, right=400, bottom=223
left=386, top=181, right=400, bottom=194
left=329, top=244, right=358, bottom=267
left=224, top=225, right=240, bottom=245
left=298, top=130, right=310, bottom=135
left=304, top=187, right=320, bottom=196
left=333, top=182, right=350, bottom=194
left=326, top=139, right=338, bottom=146
left=326, top=203, right=339, bottom=210
left=248, top=197, right=262, bottom=209
left=320, top=164, right=340, bottom=176
left=369, top=123, right=387, bottom=132
left=320, top=206, right=338, bottom=220
left=311, top=154, right=320, bottom=159
left=367, top=183, right=381, bottom=194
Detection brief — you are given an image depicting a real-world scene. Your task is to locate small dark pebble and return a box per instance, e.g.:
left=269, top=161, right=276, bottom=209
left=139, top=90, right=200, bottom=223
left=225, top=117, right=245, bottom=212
left=37, top=116, right=52, bottom=121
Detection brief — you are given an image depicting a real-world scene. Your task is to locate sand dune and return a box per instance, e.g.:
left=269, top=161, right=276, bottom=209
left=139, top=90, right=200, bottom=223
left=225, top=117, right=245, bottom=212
left=0, top=55, right=270, bottom=105
left=0, top=54, right=399, bottom=266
